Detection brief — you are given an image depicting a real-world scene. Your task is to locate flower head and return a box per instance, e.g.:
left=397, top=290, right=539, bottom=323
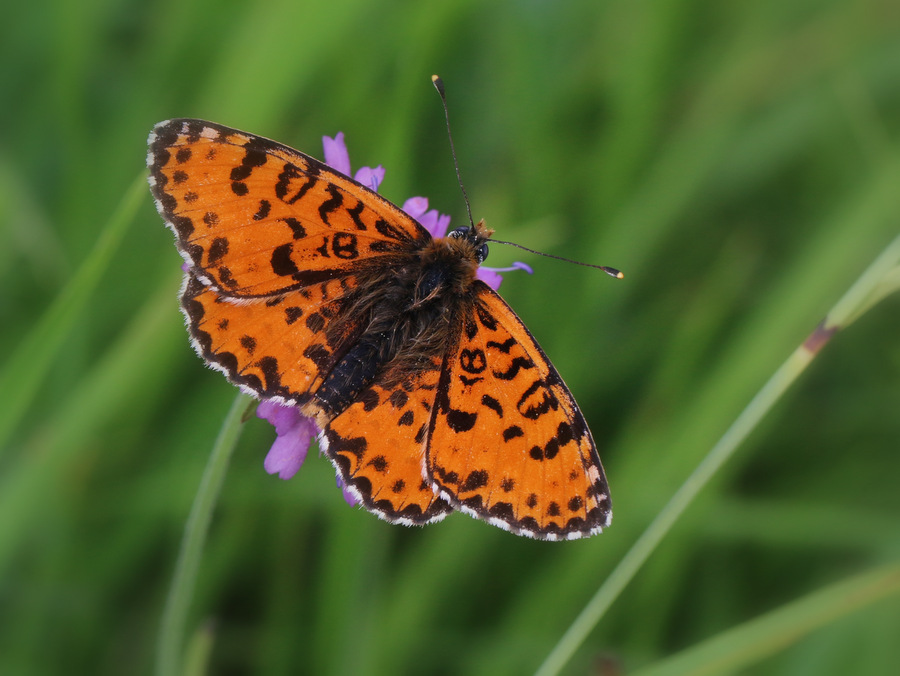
left=258, top=132, right=530, bottom=501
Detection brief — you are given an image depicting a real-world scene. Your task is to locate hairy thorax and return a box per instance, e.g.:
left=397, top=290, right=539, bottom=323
left=304, top=232, right=486, bottom=425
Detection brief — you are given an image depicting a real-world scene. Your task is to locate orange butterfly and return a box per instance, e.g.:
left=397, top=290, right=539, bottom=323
left=147, top=118, right=612, bottom=540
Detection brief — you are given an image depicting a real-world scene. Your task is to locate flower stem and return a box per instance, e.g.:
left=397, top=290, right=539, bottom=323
left=536, top=233, right=900, bottom=676
left=156, top=393, right=253, bottom=676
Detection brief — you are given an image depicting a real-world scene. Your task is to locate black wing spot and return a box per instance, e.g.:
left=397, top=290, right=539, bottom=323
left=282, top=217, right=306, bottom=239
left=256, top=356, right=282, bottom=394
left=517, top=380, right=557, bottom=419
left=494, top=356, right=534, bottom=381
left=464, top=317, right=478, bottom=340
left=503, top=425, right=524, bottom=442
left=459, top=348, right=487, bottom=374
left=347, top=201, right=367, bottom=230
left=481, top=394, right=503, bottom=417
left=239, top=335, right=256, bottom=354
left=388, top=390, right=409, bottom=408
left=489, top=502, right=514, bottom=520
left=461, top=470, right=488, bottom=492
left=446, top=408, right=477, bottom=433
left=318, top=184, right=343, bottom=225
left=271, top=243, right=299, bottom=276
left=253, top=200, right=271, bottom=221
left=557, top=421, right=574, bottom=446
left=359, top=388, right=380, bottom=412
left=303, top=343, right=331, bottom=370
left=284, top=307, right=304, bottom=324
left=544, top=437, right=560, bottom=460
left=217, top=266, right=238, bottom=289
left=305, top=312, right=326, bottom=333
left=486, top=337, right=516, bottom=353
left=374, top=218, right=409, bottom=241
left=207, top=237, right=228, bottom=264
left=475, top=302, right=498, bottom=331
left=325, top=429, right=367, bottom=460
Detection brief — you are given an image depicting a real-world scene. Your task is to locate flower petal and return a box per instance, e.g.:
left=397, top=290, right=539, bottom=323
left=354, top=165, right=385, bottom=192
left=418, top=209, right=452, bottom=238
left=402, top=196, right=429, bottom=219
left=263, top=424, right=312, bottom=480
left=257, top=400, right=302, bottom=435
left=476, top=267, right=504, bottom=290
left=257, top=401, right=319, bottom=480
left=322, top=133, right=351, bottom=175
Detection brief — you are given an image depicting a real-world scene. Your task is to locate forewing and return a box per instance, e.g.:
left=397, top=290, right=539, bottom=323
left=321, top=363, right=453, bottom=525
left=428, top=284, right=611, bottom=540
left=148, top=119, right=430, bottom=297
left=181, top=272, right=362, bottom=404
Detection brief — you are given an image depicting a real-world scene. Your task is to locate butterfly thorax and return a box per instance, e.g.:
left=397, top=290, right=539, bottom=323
left=303, top=221, right=494, bottom=426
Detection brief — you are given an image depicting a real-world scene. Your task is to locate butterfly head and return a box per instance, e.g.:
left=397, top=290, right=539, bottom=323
left=446, top=219, right=495, bottom=265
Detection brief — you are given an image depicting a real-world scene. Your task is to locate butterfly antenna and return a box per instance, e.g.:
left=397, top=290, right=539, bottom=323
left=432, top=75, right=623, bottom=281
left=432, top=75, right=476, bottom=229
left=488, top=238, right=625, bottom=279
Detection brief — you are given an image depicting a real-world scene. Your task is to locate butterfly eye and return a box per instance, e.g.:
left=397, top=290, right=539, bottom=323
left=476, top=242, right=489, bottom=264
left=448, top=226, right=470, bottom=239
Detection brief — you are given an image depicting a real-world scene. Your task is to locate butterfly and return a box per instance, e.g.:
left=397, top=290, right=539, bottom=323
left=147, top=118, right=611, bottom=540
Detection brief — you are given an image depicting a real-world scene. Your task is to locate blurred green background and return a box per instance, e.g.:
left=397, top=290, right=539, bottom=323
left=2, top=0, right=899, bottom=674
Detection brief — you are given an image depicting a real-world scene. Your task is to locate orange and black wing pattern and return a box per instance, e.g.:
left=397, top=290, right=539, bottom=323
left=148, top=118, right=430, bottom=298
left=180, top=272, right=361, bottom=403
left=320, top=364, right=453, bottom=525
left=427, top=284, right=611, bottom=540
left=148, top=119, right=428, bottom=404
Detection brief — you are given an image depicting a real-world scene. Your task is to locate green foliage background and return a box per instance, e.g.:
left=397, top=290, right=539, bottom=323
left=2, top=0, right=899, bottom=674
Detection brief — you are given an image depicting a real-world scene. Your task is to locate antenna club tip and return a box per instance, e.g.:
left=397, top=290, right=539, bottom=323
left=603, top=267, right=624, bottom=279
left=431, top=74, right=445, bottom=94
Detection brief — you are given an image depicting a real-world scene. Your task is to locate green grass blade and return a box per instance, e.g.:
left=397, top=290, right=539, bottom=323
left=156, top=392, right=252, bottom=676
left=0, top=173, right=146, bottom=452
left=630, top=563, right=900, bottom=676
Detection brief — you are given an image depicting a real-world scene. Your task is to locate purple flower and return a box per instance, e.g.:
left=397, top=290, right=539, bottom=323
left=257, top=401, right=316, bottom=480
left=258, top=132, right=530, bottom=502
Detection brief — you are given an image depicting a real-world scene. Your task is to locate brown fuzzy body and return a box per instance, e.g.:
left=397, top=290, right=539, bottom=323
left=307, top=223, right=493, bottom=424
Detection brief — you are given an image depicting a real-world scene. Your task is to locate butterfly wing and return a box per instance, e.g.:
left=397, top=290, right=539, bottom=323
left=181, top=271, right=366, bottom=403
left=427, top=283, right=611, bottom=540
left=320, top=363, right=453, bottom=524
left=148, top=119, right=431, bottom=298
left=149, top=119, right=434, bottom=403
